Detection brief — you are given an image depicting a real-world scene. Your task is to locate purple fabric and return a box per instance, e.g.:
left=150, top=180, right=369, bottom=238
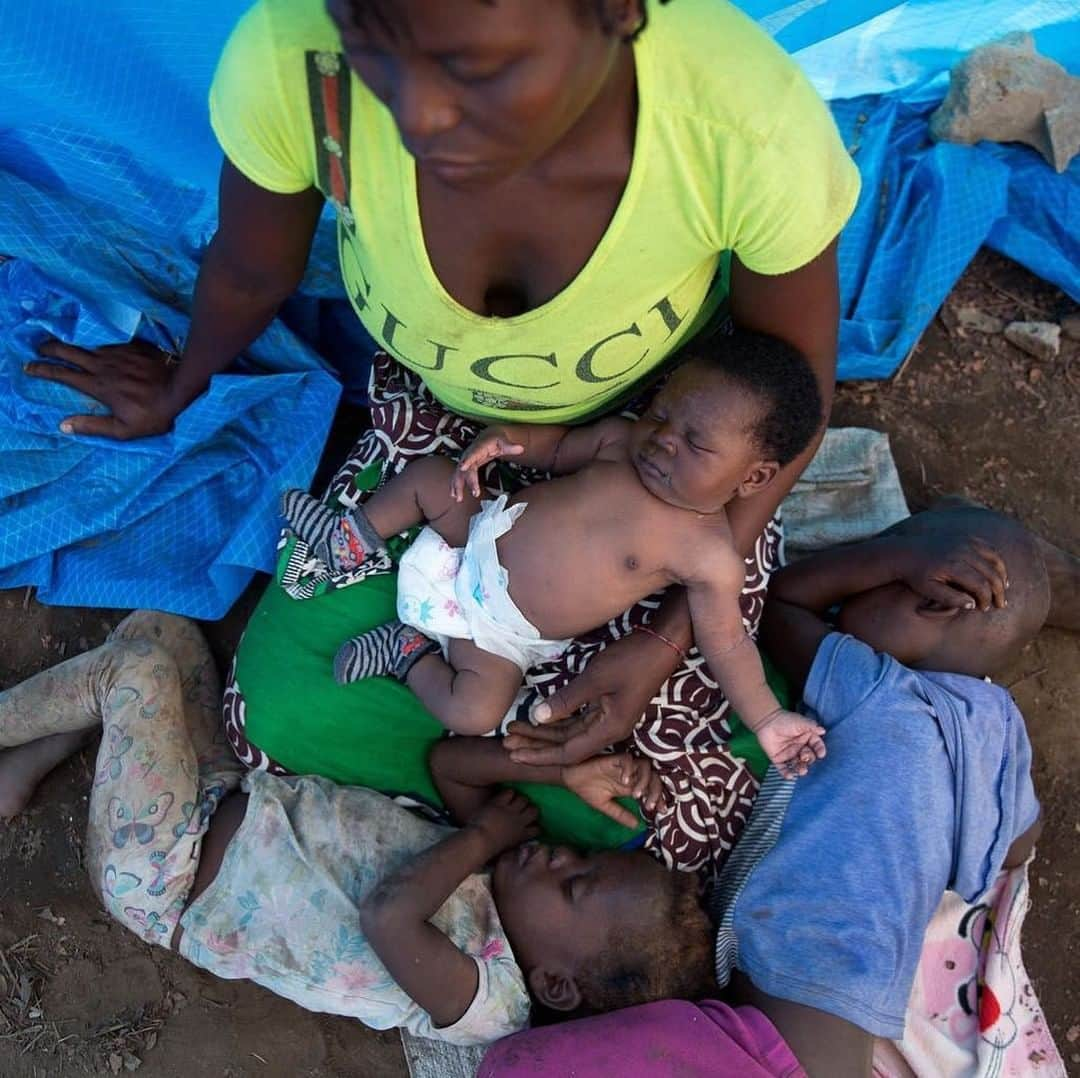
left=478, top=1000, right=804, bottom=1077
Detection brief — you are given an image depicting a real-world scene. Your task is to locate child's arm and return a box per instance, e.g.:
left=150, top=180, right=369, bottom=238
left=683, top=542, right=825, bottom=778
left=430, top=736, right=654, bottom=828
left=359, top=790, right=539, bottom=1029
left=451, top=417, right=630, bottom=500
left=761, top=532, right=1009, bottom=690
left=430, top=736, right=562, bottom=824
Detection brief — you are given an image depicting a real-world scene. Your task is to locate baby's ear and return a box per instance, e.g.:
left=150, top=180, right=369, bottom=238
left=527, top=966, right=583, bottom=1013
left=736, top=460, right=780, bottom=498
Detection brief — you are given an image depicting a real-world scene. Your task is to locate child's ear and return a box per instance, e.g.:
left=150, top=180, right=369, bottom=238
left=528, top=966, right=583, bottom=1013
left=735, top=460, right=780, bottom=498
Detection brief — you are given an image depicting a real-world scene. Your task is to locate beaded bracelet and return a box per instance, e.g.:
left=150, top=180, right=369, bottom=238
left=634, top=624, right=688, bottom=663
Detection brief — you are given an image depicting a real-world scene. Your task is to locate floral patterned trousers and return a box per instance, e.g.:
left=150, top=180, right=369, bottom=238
left=0, top=612, right=243, bottom=947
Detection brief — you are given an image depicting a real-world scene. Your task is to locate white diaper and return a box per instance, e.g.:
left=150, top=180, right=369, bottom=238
left=396, top=494, right=571, bottom=672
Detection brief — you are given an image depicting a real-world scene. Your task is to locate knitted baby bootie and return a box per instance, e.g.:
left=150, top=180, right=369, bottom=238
left=333, top=620, right=440, bottom=685
left=281, top=489, right=386, bottom=573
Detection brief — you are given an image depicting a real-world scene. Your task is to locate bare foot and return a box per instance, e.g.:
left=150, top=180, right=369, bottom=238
left=1035, top=536, right=1080, bottom=632
left=0, top=730, right=96, bottom=819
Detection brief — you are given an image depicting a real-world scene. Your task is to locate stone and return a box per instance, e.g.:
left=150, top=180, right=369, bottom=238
left=1004, top=320, right=1061, bottom=361
left=929, top=33, right=1080, bottom=173
left=953, top=305, right=1004, bottom=334
left=1061, top=311, right=1080, bottom=342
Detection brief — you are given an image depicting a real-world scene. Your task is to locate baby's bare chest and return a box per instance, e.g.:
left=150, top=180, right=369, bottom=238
left=502, top=465, right=689, bottom=585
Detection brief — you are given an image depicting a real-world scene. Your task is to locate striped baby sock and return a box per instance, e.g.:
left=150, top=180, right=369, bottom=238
left=333, top=621, right=440, bottom=685
left=281, top=489, right=386, bottom=573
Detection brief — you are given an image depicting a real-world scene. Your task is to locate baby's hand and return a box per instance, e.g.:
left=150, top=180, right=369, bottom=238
left=451, top=428, right=525, bottom=501
left=754, top=709, right=826, bottom=779
left=467, top=789, right=540, bottom=853
left=563, top=753, right=666, bottom=827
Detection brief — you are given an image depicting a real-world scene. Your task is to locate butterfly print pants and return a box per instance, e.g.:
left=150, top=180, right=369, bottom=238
left=0, top=611, right=243, bottom=947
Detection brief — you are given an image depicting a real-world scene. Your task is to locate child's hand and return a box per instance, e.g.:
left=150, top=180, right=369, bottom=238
left=467, top=789, right=540, bottom=853
left=754, top=709, right=826, bottom=779
left=897, top=533, right=1008, bottom=612
left=451, top=428, right=525, bottom=501
left=563, top=753, right=666, bottom=827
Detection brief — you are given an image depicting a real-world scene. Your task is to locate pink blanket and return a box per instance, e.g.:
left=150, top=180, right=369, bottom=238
left=873, top=861, right=1065, bottom=1077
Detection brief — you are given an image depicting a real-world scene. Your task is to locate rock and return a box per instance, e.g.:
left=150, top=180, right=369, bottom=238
left=1004, top=320, right=1060, bottom=361
left=953, top=305, right=1004, bottom=334
left=1062, top=312, right=1080, bottom=342
left=929, top=33, right=1080, bottom=173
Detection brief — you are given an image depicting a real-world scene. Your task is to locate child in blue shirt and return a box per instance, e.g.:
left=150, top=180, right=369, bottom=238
left=713, top=502, right=1065, bottom=1076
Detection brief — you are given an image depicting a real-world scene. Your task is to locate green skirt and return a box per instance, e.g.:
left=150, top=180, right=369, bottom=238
left=233, top=554, right=774, bottom=849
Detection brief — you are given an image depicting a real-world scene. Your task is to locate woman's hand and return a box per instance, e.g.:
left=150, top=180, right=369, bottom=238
left=466, top=788, right=540, bottom=854
left=25, top=339, right=183, bottom=440
left=451, top=427, right=524, bottom=501
left=895, top=533, right=1008, bottom=612
left=563, top=753, right=665, bottom=827
left=503, top=631, right=675, bottom=767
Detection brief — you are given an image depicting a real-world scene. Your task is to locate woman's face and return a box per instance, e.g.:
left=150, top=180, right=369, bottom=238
left=325, top=0, right=641, bottom=187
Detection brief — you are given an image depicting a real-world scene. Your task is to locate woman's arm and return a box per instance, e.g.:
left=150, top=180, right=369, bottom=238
left=725, top=240, right=839, bottom=550
left=359, top=790, right=539, bottom=1029
left=27, top=160, right=325, bottom=440
left=171, top=162, right=326, bottom=410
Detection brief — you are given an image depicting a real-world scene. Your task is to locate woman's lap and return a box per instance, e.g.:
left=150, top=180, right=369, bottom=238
left=228, top=355, right=779, bottom=871
left=226, top=570, right=640, bottom=849
left=231, top=570, right=444, bottom=802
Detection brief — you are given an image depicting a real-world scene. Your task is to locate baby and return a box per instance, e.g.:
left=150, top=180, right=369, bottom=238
left=283, top=330, right=826, bottom=776
left=0, top=612, right=714, bottom=1046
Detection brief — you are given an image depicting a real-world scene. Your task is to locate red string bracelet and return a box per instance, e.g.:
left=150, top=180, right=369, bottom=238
left=634, top=624, right=688, bottom=663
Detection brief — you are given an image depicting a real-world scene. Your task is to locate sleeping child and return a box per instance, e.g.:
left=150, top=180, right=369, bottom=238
left=282, top=330, right=826, bottom=777
left=0, top=611, right=714, bottom=1046
left=711, top=502, right=1061, bottom=1070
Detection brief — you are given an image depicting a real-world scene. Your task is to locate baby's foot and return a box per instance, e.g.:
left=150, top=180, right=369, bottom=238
left=0, top=730, right=95, bottom=819
left=334, top=621, right=440, bottom=684
left=281, top=490, right=386, bottom=573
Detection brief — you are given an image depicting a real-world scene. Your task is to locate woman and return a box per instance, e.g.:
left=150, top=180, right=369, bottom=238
left=26, top=0, right=859, bottom=852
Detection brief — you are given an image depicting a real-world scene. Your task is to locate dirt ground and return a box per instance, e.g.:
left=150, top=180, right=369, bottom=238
left=0, top=249, right=1076, bottom=1077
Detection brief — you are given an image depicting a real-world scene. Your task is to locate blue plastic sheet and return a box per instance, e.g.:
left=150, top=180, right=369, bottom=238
left=0, top=1, right=1077, bottom=616
left=0, top=260, right=340, bottom=619
left=835, top=87, right=1079, bottom=378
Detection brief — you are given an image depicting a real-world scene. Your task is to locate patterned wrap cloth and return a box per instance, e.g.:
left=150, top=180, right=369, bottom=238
left=224, top=354, right=781, bottom=875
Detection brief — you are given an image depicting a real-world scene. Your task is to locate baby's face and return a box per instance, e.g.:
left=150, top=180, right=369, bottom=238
left=630, top=366, right=767, bottom=513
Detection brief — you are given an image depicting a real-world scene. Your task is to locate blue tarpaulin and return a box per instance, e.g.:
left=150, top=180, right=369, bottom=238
left=0, top=1, right=1077, bottom=616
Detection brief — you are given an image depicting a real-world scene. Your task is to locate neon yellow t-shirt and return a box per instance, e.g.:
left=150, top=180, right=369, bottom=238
left=210, top=0, right=860, bottom=423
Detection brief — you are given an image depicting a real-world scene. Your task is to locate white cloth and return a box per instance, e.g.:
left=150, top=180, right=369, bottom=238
left=396, top=495, right=571, bottom=672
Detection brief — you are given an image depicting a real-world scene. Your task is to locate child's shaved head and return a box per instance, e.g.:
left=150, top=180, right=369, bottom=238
left=840, top=504, right=1050, bottom=678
